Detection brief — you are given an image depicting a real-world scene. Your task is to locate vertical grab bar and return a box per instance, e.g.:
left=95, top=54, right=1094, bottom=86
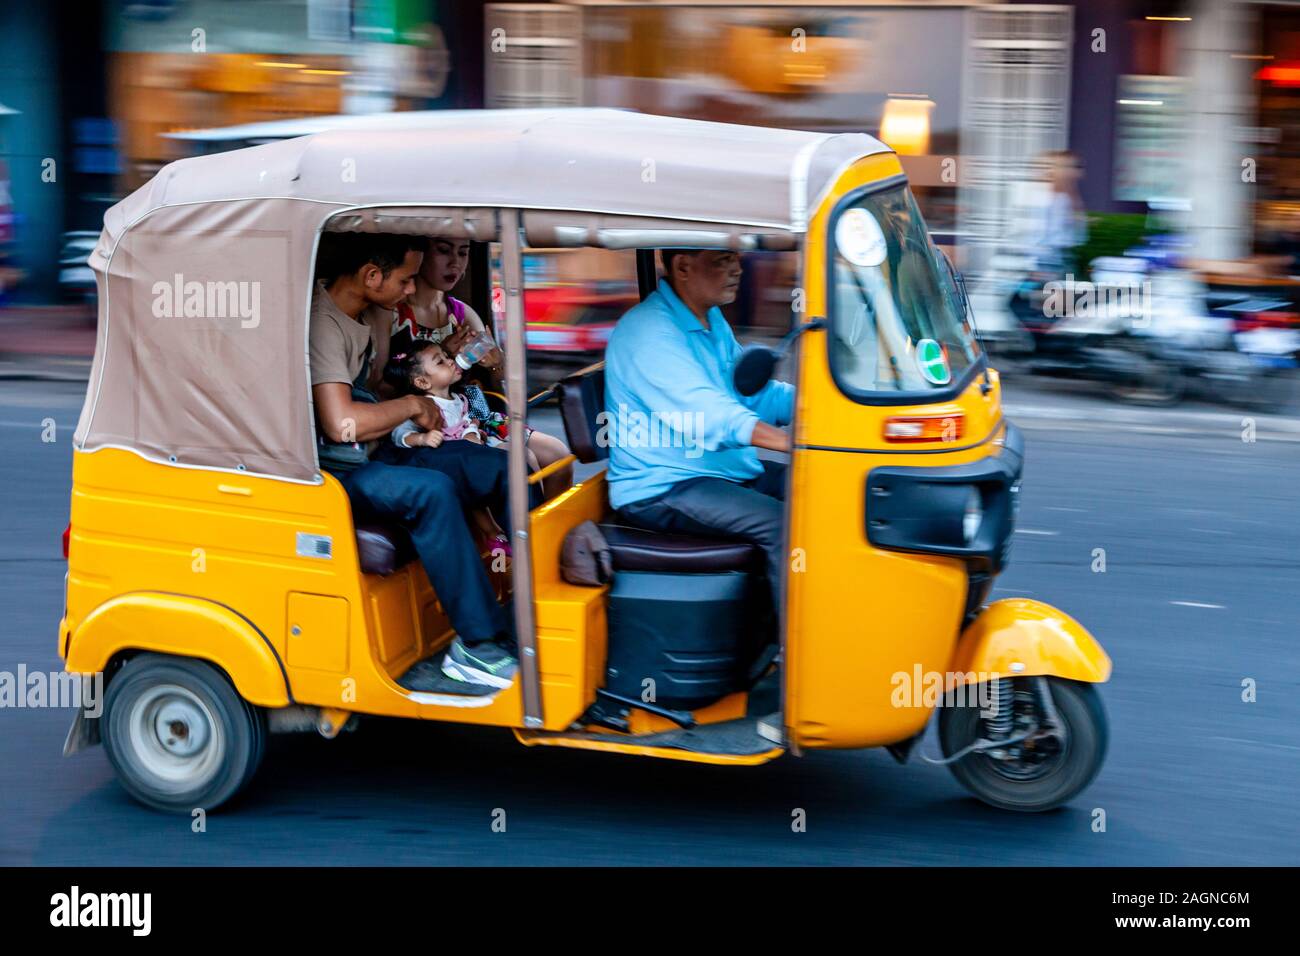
left=499, top=210, right=544, bottom=728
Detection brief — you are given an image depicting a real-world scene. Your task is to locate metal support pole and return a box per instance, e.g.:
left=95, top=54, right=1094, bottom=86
left=499, top=210, right=543, bottom=728
left=636, top=248, right=658, bottom=301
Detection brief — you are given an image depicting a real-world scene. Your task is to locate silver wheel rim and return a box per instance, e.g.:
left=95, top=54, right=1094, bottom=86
left=125, top=684, right=224, bottom=793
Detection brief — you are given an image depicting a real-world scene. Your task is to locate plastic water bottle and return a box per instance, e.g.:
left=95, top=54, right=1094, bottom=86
left=454, top=331, right=497, bottom=370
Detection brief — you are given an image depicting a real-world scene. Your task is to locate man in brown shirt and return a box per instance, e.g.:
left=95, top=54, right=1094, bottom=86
left=311, top=233, right=518, bottom=689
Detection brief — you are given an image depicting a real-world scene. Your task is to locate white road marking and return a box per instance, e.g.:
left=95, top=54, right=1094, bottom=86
left=1170, top=601, right=1225, bottom=609
left=1015, top=529, right=1060, bottom=536
left=1210, top=736, right=1300, bottom=752
left=1006, top=408, right=1300, bottom=442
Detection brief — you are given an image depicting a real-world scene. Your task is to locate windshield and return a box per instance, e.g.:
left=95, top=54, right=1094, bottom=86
left=828, top=184, right=980, bottom=395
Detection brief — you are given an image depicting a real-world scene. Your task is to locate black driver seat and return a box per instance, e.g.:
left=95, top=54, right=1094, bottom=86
left=598, top=524, right=758, bottom=573
left=554, top=363, right=761, bottom=574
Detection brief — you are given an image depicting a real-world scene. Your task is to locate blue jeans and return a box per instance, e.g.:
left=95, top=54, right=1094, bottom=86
left=339, top=460, right=509, bottom=645
left=372, top=438, right=542, bottom=536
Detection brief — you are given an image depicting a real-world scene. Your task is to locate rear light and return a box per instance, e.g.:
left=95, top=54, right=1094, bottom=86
left=883, top=414, right=965, bottom=443
left=62, top=523, right=70, bottom=560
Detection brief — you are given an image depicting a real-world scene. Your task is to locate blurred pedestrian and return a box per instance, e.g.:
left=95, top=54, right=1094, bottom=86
left=1019, top=150, right=1087, bottom=276
left=1004, top=150, right=1087, bottom=328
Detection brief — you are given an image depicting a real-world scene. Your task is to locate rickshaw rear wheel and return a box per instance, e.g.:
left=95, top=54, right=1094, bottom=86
left=102, top=653, right=266, bottom=814
left=939, top=677, right=1107, bottom=813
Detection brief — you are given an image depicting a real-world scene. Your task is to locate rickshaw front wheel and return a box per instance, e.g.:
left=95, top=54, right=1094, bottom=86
left=102, top=653, right=267, bottom=814
left=939, top=677, right=1107, bottom=813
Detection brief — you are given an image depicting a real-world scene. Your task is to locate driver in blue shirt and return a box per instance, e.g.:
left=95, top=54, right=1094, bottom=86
left=603, top=249, right=794, bottom=606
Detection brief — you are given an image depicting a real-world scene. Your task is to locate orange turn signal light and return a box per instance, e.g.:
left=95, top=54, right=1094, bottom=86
left=883, top=414, right=965, bottom=443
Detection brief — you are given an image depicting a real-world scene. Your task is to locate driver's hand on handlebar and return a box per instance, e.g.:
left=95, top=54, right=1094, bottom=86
left=750, top=421, right=792, bottom=453
left=407, top=395, right=444, bottom=433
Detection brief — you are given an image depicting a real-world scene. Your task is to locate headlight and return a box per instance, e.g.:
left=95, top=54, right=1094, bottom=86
left=962, top=488, right=983, bottom=544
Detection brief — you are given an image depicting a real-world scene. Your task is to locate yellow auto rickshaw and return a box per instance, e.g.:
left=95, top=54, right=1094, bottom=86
left=59, top=109, right=1110, bottom=814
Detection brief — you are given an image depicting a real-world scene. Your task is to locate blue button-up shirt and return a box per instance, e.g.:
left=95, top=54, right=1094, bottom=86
left=603, top=279, right=795, bottom=509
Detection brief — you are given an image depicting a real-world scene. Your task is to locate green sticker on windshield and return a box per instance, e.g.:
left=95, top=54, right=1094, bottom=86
left=917, top=338, right=950, bottom=385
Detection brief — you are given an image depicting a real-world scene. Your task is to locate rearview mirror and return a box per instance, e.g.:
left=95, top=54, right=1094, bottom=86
left=732, top=318, right=827, bottom=396
left=733, top=346, right=779, bottom=397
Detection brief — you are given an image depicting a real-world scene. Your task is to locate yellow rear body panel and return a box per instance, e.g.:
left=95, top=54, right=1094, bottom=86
left=62, top=447, right=523, bottom=723
left=62, top=446, right=630, bottom=732
left=65, top=591, right=290, bottom=707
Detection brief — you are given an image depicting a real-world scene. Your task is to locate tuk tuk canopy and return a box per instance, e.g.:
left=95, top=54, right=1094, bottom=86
left=74, top=109, right=889, bottom=482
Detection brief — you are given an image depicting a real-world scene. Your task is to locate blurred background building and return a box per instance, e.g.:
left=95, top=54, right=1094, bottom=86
left=0, top=0, right=1294, bottom=303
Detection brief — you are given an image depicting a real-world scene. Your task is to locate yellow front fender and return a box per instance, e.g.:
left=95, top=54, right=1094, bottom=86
left=949, top=598, right=1111, bottom=685
left=65, top=592, right=291, bottom=707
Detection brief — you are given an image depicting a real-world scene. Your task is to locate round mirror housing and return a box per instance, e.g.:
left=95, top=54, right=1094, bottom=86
left=733, top=345, right=778, bottom=397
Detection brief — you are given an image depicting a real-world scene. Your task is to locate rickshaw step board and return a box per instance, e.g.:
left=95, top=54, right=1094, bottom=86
left=519, top=716, right=782, bottom=763
left=395, top=653, right=497, bottom=698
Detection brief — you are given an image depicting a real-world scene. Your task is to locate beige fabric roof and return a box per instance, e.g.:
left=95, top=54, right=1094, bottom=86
left=76, top=109, right=891, bottom=482
left=125, top=109, right=887, bottom=234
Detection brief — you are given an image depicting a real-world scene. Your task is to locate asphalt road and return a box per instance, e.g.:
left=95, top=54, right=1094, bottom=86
left=1, top=377, right=1297, bottom=865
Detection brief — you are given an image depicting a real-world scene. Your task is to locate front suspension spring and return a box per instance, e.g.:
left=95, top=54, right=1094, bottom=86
left=985, top=677, right=1016, bottom=741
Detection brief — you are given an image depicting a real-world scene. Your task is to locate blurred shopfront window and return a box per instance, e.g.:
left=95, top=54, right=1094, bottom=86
left=1252, top=4, right=1300, bottom=261
left=486, top=3, right=964, bottom=232
left=107, top=0, right=453, bottom=191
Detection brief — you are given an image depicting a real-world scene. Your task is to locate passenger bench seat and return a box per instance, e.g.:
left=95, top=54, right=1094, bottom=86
left=355, top=522, right=416, bottom=576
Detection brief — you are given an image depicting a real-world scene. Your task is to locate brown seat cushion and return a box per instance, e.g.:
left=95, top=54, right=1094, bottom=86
left=357, top=520, right=757, bottom=577
left=599, top=523, right=760, bottom=574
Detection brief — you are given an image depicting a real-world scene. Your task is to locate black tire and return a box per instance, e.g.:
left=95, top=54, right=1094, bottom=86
left=101, top=653, right=266, bottom=814
left=1111, top=358, right=1184, bottom=407
left=939, top=677, right=1107, bottom=813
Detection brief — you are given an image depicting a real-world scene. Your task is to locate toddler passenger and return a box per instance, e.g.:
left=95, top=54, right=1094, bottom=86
left=387, top=342, right=539, bottom=553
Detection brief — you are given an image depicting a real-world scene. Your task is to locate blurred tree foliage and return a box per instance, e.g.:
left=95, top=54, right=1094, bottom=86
left=1070, top=212, right=1163, bottom=278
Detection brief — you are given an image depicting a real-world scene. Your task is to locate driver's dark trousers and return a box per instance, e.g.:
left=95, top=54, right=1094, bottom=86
left=616, top=460, right=787, bottom=604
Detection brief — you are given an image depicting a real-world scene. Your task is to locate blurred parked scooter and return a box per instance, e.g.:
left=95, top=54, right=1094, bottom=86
left=996, top=197, right=1299, bottom=411
left=1110, top=220, right=1300, bottom=409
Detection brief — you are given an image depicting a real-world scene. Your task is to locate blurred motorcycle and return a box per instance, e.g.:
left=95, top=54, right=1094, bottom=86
left=1002, top=232, right=1299, bottom=410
